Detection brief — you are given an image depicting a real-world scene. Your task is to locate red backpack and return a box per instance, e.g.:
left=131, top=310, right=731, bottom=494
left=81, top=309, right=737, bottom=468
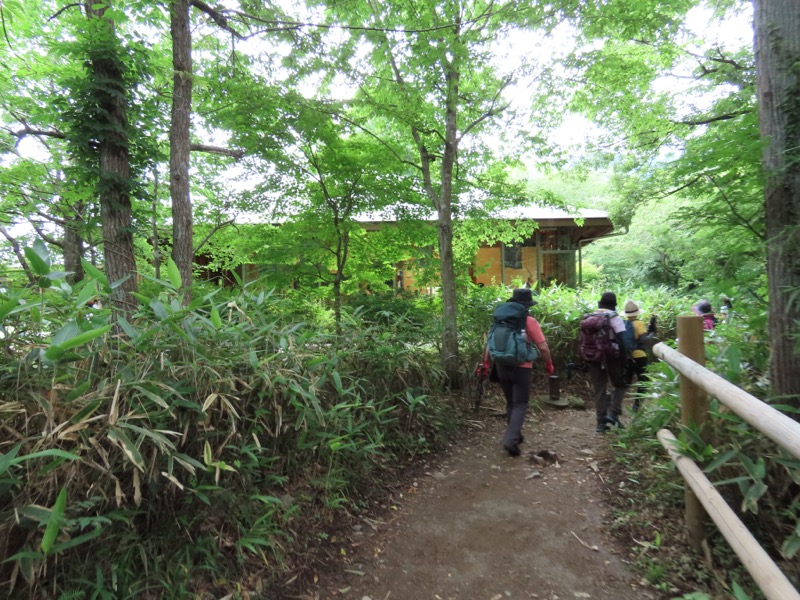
left=579, top=311, right=620, bottom=363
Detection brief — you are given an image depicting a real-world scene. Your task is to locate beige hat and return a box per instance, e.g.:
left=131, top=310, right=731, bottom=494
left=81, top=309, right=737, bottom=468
left=623, top=299, right=644, bottom=317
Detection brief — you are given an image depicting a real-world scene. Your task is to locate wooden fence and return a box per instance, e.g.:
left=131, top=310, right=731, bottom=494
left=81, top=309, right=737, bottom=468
left=652, top=315, right=800, bottom=600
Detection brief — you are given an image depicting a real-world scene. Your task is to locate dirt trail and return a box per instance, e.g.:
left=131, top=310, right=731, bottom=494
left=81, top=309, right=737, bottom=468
left=305, top=394, right=669, bottom=600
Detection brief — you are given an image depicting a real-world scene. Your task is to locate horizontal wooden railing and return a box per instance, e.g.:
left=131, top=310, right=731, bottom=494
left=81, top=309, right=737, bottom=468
left=651, top=315, right=800, bottom=600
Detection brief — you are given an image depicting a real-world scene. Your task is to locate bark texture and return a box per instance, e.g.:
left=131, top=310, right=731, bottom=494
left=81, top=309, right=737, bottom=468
left=85, top=1, right=138, bottom=314
left=170, top=0, right=194, bottom=295
left=437, top=47, right=462, bottom=385
left=62, top=212, right=86, bottom=285
left=754, top=0, right=800, bottom=403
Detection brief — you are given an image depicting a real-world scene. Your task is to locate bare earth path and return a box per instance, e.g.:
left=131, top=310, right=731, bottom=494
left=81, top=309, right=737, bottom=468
left=304, top=395, right=670, bottom=600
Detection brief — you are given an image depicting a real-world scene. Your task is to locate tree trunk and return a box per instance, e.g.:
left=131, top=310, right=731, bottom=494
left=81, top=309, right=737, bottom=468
left=437, top=53, right=462, bottom=386
left=754, top=0, right=800, bottom=405
left=170, top=0, right=193, bottom=297
left=62, top=212, right=85, bottom=285
left=85, top=1, right=138, bottom=315
left=376, top=3, right=463, bottom=385
left=151, top=170, right=162, bottom=280
left=333, top=228, right=348, bottom=337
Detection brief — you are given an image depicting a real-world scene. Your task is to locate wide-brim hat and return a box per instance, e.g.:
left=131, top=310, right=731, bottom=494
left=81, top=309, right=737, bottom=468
left=623, top=299, right=644, bottom=317
left=509, top=288, right=536, bottom=308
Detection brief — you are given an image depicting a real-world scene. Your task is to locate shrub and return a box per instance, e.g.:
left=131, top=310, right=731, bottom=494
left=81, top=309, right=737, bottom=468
left=0, top=248, right=455, bottom=597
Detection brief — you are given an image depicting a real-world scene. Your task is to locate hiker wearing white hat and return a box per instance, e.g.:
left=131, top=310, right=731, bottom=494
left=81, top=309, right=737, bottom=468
left=622, top=300, right=656, bottom=411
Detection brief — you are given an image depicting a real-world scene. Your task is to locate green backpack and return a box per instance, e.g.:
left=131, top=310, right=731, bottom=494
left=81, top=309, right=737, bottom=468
left=487, top=302, right=539, bottom=366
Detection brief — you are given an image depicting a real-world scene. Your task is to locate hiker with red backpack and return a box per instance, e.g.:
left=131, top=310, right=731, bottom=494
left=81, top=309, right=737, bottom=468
left=578, top=292, right=628, bottom=433
left=478, top=288, right=554, bottom=456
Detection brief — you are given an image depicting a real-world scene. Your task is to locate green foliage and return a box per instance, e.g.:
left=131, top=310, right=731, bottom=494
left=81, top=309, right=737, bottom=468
left=0, top=249, right=456, bottom=597
left=609, top=297, right=797, bottom=598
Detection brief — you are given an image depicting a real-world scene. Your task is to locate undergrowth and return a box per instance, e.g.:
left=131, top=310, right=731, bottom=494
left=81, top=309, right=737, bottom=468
left=1, top=244, right=796, bottom=599
left=603, top=305, right=799, bottom=600
left=0, top=249, right=457, bottom=599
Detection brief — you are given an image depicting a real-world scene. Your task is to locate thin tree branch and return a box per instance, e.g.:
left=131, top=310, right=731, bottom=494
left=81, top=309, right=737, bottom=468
left=1, top=2, right=12, bottom=50
left=634, top=38, right=749, bottom=72
left=0, top=226, right=36, bottom=284
left=190, top=0, right=244, bottom=39
left=29, top=221, right=62, bottom=247
left=228, top=8, right=501, bottom=36
left=660, top=176, right=703, bottom=198
left=49, top=3, right=82, bottom=21
left=193, top=219, right=235, bottom=255
left=7, top=125, right=65, bottom=140
left=672, top=110, right=752, bottom=127
left=189, top=143, right=245, bottom=159
left=705, top=174, right=764, bottom=240
left=34, top=209, right=68, bottom=227
left=333, top=110, right=422, bottom=172
left=460, top=75, right=514, bottom=139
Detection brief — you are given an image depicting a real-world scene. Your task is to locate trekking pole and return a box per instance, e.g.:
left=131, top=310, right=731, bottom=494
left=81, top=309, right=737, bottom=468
left=475, top=371, right=484, bottom=410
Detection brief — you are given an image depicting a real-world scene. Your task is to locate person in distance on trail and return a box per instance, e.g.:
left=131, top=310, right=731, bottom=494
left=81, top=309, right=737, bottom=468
left=480, top=288, right=554, bottom=457
left=692, top=299, right=718, bottom=330
left=584, top=292, right=628, bottom=433
left=621, top=300, right=657, bottom=412
left=719, top=297, right=733, bottom=322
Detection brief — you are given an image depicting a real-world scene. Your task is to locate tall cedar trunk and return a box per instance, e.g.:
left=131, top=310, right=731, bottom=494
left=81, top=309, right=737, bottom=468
left=86, top=1, right=137, bottom=315
left=437, top=27, right=462, bottom=386
left=754, top=0, right=800, bottom=405
left=170, top=0, right=193, bottom=296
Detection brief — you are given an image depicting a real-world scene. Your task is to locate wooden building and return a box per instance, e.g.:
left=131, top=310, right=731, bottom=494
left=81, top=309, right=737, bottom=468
left=360, top=206, right=615, bottom=291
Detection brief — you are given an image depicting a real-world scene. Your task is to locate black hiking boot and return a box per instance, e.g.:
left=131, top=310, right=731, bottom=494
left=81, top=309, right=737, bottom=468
left=505, top=444, right=521, bottom=456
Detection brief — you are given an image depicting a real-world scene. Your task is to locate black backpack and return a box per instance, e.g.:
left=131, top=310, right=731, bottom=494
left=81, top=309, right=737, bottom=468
left=579, top=311, right=620, bottom=363
left=487, top=302, right=539, bottom=366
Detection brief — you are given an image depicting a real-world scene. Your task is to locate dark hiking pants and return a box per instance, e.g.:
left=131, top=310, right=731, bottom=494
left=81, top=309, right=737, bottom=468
left=588, top=359, right=627, bottom=424
left=496, top=363, right=533, bottom=451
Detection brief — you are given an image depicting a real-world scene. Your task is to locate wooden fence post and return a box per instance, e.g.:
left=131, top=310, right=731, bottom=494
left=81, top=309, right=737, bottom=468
left=677, top=314, right=709, bottom=553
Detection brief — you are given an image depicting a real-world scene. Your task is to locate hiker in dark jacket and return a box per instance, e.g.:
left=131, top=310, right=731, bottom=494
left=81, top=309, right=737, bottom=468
left=586, top=292, right=628, bottom=433
left=481, top=288, right=554, bottom=456
left=692, top=299, right=718, bottom=330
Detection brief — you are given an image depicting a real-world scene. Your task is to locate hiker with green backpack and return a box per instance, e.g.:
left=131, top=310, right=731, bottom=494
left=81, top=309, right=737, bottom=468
left=479, top=288, right=554, bottom=457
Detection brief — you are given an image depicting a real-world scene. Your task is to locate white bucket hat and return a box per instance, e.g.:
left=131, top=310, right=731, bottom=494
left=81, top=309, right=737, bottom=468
left=623, top=299, right=644, bottom=317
